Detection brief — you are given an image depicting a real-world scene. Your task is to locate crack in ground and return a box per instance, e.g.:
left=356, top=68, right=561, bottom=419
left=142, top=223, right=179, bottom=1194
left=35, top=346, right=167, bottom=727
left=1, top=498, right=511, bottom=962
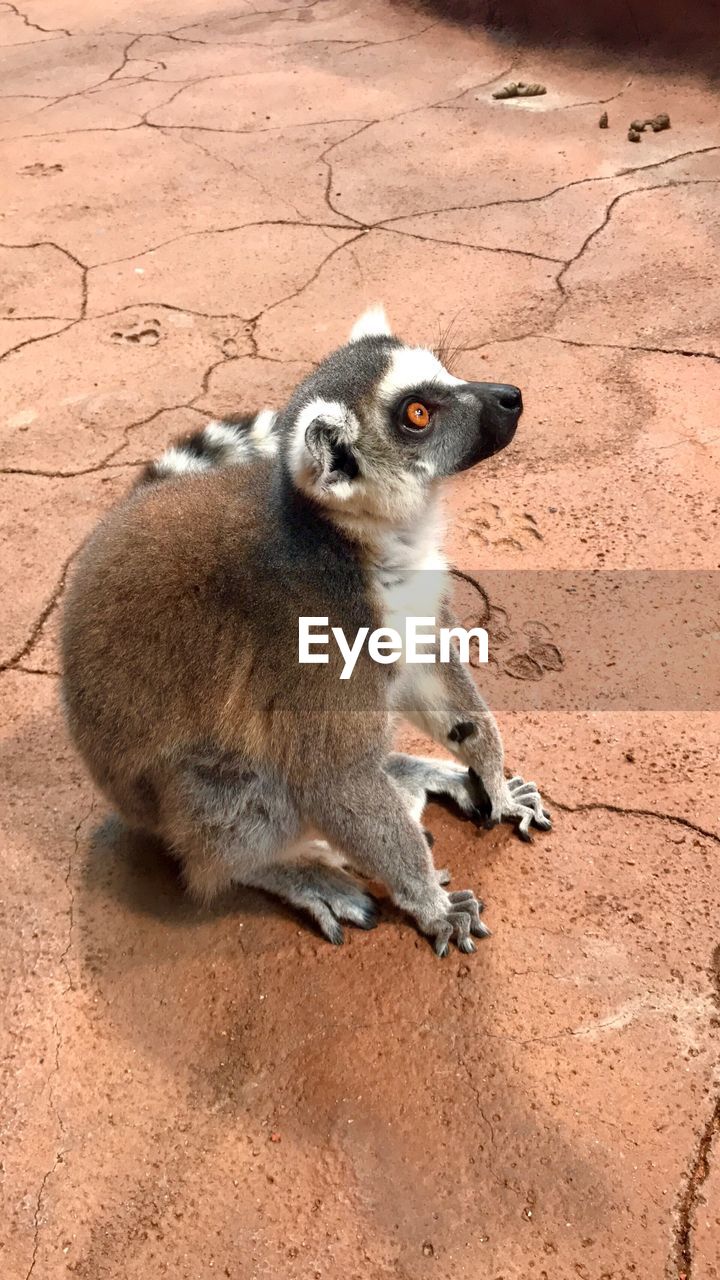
left=451, top=176, right=720, bottom=362
left=380, top=222, right=564, bottom=264
left=0, top=317, right=80, bottom=364
left=671, top=1096, right=720, bottom=1279
left=459, top=330, right=720, bottom=365
left=320, top=120, right=377, bottom=227
left=0, top=385, right=216, bottom=484
left=0, top=550, right=77, bottom=673
left=545, top=794, right=720, bottom=845
left=335, top=19, right=443, bottom=54
left=144, top=58, right=517, bottom=178
left=240, top=227, right=368, bottom=363
left=0, top=238, right=87, bottom=320
left=0, top=288, right=248, bottom=364
left=2, top=45, right=210, bottom=140
left=0, top=401, right=209, bottom=665
left=142, top=112, right=375, bottom=139
left=167, top=125, right=310, bottom=222
left=553, top=179, right=720, bottom=306
left=1, top=31, right=70, bottom=48
left=17, top=799, right=96, bottom=1278
left=60, top=798, right=95, bottom=992
left=430, top=57, right=519, bottom=114
left=14, top=664, right=60, bottom=675
left=105, top=31, right=143, bottom=80
left=668, top=943, right=720, bottom=1279
left=85, top=215, right=356, bottom=274
left=543, top=334, right=720, bottom=365
left=318, top=59, right=516, bottom=223
left=555, top=76, right=634, bottom=112
left=2, top=1, right=70, bottom=37
left=90, top=299, right=249, bottom=321
left=378, top=145, right=720, bottom=228
left=27, top=31, right=149, bottom=121
left=459, top=1055, right=498, bottom=1155
left=24, top=1152, right=62, bottom=1280
left=199, top=339, right=243, bottom=395
left=158, top=17, right=446, bottom=56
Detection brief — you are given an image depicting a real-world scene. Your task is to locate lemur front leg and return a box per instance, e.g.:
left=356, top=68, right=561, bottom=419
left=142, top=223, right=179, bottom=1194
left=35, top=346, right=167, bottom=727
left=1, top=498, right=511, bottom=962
left=392, top=612, right=552, bottom=842
left=300, top=766, right=489, bottom=955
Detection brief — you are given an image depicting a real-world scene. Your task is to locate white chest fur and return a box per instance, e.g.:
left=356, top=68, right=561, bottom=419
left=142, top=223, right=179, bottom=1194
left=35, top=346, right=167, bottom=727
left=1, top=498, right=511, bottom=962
left=371, top=500, right=448, bottom=658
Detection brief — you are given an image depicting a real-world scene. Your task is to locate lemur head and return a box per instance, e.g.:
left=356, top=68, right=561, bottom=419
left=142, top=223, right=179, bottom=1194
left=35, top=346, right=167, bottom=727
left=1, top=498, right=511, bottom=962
left=284, top=306, right=522, bottom=530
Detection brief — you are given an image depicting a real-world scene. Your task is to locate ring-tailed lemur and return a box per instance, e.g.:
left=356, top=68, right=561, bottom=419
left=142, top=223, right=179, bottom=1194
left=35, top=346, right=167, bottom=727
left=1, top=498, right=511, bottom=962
left=61, top=307, right=550, bottom=956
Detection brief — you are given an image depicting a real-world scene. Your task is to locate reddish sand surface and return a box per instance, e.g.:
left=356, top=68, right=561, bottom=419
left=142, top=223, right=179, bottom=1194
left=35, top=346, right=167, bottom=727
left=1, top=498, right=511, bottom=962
left=1, top=2, right=719, bottom=1277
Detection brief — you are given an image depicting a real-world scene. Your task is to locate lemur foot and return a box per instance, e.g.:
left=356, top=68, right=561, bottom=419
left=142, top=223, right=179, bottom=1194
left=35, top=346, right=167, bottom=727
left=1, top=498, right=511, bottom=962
left=419, top=887, right=489, bottom=957
left=309, top=872, right=379, bottom=943
left=245, top=864, right=378, bottom=945
left=483, top=772, right=552, bottom=842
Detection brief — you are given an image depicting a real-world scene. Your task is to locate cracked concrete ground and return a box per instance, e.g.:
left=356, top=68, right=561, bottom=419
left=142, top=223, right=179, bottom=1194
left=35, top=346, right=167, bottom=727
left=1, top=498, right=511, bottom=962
left=1, top=2, right=719, bottom=1277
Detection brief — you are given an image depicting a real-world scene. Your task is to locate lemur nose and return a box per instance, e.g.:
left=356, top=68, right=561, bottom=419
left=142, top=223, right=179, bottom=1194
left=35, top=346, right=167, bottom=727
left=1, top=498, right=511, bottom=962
left=489, top=384, right=523, bottom=413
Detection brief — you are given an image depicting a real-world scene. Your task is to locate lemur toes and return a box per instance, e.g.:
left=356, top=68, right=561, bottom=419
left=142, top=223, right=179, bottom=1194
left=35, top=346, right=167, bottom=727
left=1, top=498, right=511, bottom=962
left=425, top=888, right=489, bottom=956
left=313, top=907, right=345, bottom=945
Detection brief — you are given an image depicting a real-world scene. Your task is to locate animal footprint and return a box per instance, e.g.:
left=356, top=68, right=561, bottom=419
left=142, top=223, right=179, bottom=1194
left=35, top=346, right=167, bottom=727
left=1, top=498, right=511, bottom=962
left=528, top=641, right=563, bottom=671
left=503, top=628, right=564, bottom=681
left=467, top=500, right=543, bottom=551
left=21, top=162, right=64, bottom=177
left=503, top=653, right=544, bottom=681
left=450, top=574, right=565, bottom=682
left=111, top=319, right=161, bottom=346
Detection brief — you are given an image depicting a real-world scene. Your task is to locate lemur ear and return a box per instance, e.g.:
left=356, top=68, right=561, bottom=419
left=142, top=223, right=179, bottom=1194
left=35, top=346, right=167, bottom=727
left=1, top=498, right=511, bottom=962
left=349, top=304, right=392, bottom=343
left=304, top=416, right=360, bottom=489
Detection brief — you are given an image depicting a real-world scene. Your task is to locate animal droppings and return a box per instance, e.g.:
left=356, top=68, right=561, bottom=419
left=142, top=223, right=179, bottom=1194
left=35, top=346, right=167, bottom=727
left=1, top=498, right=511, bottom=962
left=492, top=81, right=547, bottom=99
left=599, top=111, right=609, bottom=128
left=628, top=113, right=671, bottom=136
left=628, top=128, right=642, bottom=142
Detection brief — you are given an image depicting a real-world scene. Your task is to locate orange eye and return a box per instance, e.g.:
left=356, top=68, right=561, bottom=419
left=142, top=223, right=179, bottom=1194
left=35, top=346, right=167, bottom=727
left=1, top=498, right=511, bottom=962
left=404, top=401, right=431, bottom=429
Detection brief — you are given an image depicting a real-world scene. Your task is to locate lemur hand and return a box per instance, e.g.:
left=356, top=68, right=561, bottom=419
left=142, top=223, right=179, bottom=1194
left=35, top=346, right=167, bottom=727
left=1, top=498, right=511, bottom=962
left=469, top=769, right=552, bottom=842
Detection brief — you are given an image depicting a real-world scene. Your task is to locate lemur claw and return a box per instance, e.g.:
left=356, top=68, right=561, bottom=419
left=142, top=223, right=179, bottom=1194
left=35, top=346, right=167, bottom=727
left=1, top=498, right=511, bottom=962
left=502, top=775, right=553, bottom=841
left=423, top=887, right=489, bottom=956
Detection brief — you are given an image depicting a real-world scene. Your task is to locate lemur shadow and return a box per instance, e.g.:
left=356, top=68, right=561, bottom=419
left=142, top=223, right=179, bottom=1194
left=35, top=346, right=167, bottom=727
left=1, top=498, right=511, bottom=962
left=83, top=813, right=307, bottom=934
left=73, top=815, right=618, bottom=1270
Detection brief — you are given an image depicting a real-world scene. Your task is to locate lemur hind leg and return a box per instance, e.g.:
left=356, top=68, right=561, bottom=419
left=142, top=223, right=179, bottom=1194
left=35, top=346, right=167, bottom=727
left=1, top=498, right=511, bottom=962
left=239, top=854, right=378, bottom=945
left=160, top=752, right=377, bottom=942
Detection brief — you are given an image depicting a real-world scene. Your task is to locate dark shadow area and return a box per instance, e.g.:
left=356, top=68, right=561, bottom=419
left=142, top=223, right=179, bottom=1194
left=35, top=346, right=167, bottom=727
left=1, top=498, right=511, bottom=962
left=409, top=0, right=720, bottom=74
left=83, top=798, right=498, bottom=938
left=84, top=813, right=305, bottom=933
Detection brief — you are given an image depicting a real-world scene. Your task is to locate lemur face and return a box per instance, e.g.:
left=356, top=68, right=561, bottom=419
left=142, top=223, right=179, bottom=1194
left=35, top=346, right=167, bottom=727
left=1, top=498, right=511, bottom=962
left=285, top=307, right=522, bottom=526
